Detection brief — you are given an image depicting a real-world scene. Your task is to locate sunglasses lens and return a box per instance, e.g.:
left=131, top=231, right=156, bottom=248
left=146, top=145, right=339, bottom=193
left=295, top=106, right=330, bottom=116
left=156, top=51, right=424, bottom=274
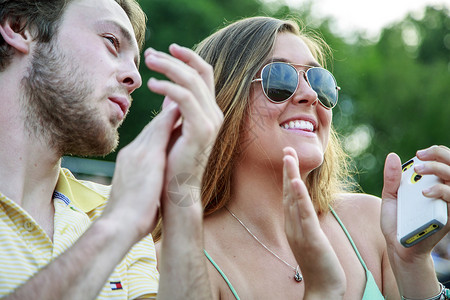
left=306, top=68, right=338, bottom=108
left=261, top=63, right=298, bottom=102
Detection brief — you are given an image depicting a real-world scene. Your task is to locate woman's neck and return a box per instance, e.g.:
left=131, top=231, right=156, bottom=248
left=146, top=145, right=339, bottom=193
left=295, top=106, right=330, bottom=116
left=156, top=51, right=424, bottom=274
left=227, top=159, right=289, bottom=246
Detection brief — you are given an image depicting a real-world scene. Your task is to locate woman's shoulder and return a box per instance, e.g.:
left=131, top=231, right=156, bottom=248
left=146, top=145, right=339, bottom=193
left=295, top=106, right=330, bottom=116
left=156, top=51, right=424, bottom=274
left=332, top=192, right=386, bottom=245
left=336, top=192, right=381, bottom=203
left=333, top=192, right=382, bottom=218
left=331, top=192, right=384, bottom=241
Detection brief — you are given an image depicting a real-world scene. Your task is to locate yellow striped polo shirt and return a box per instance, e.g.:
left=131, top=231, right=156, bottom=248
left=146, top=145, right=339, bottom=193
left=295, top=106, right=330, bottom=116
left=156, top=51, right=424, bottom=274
left=0, top=168, right=159, bottom=299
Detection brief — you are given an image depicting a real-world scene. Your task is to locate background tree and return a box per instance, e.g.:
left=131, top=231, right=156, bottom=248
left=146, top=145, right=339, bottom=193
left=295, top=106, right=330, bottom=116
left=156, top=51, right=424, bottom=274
left=329, top=6, right=450, bottom=195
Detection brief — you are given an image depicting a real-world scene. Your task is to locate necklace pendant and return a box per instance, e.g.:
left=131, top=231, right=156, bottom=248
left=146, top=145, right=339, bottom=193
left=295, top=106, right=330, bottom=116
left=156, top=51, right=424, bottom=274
left=294, top=266, right=303, bottom=282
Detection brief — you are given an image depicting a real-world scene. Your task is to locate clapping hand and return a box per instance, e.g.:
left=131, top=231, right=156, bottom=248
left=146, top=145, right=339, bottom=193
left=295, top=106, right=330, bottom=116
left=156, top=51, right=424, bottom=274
left=283, top=147, right=346, bottom=299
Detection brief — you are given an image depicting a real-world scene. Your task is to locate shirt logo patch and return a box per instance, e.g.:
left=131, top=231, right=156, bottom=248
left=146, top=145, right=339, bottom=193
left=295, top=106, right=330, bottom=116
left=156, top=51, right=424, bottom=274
left=53, top=191, right=71, bottom=205
left=110, top=281, right=123, bottom=290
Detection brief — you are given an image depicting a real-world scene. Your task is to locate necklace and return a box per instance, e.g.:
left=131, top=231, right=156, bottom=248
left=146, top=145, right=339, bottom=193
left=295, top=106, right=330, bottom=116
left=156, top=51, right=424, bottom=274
left=226, top=207, right=303, bottom=283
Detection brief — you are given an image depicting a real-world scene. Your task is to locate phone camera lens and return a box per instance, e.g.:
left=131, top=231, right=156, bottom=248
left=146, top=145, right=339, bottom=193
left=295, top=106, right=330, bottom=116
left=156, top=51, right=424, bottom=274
left=413, top=174, right=422, bottom=182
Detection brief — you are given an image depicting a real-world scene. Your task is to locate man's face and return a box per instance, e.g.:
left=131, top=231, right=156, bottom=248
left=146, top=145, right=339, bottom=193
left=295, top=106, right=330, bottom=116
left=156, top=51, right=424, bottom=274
left=21, top=0, right=141, bottom=156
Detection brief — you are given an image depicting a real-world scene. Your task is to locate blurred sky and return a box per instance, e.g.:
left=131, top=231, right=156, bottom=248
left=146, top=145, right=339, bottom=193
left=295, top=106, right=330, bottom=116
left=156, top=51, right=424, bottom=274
left=266, top=0, right=450, bottom=39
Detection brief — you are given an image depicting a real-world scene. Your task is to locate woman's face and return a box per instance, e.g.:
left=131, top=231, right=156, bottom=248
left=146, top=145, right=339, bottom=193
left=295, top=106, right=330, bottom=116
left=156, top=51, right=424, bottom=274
left=242, top=32, right=332, bottom=175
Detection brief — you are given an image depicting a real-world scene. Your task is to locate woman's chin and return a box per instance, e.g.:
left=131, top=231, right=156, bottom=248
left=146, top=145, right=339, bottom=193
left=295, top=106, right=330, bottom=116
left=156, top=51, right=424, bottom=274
left=296, top=150, right=324, bottom=172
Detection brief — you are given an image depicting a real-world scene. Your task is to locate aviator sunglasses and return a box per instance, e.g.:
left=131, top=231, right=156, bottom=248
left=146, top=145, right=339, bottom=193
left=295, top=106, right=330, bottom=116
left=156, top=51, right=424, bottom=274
left=252, top=62, right=340, bottom=109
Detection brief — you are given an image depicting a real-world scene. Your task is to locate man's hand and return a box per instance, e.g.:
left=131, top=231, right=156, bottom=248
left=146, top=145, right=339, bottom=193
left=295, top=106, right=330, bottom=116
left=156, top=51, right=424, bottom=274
left=102, top=104, right=182, bottom=241
left=145, top=44, right=223, bottom=201
left=144, top=44, right=223, bottom=300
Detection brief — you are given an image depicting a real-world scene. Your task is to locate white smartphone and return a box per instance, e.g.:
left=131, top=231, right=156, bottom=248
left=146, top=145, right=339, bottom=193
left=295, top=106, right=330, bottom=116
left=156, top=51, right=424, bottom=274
left=397, top=156, right=447, bottom=248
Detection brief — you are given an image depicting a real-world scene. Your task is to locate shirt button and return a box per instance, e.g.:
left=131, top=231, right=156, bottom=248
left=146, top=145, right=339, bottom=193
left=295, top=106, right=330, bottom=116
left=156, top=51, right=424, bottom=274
left=24, top=221, right=34, bottom=231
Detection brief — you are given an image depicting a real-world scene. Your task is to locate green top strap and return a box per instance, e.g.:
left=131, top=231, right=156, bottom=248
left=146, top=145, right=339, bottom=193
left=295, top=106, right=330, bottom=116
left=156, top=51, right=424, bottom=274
left=204, top=249, right=241, bottom=300
left=329, top=206, right=369, bottom=271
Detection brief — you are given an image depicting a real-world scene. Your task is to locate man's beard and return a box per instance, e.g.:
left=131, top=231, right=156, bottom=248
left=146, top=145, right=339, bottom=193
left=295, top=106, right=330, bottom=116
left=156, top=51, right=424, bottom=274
left=21, top=41, right=121, bottom=157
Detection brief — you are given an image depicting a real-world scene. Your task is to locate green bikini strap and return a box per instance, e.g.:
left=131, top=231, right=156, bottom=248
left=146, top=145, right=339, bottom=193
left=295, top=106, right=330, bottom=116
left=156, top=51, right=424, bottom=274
left=329, top=206, right=369, bottom=272
left=204, top=249, right=241, bottom=300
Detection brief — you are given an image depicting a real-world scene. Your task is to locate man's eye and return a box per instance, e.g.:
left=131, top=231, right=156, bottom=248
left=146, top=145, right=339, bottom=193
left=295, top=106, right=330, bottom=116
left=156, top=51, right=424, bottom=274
left=104, top=34, right=120, bottom=51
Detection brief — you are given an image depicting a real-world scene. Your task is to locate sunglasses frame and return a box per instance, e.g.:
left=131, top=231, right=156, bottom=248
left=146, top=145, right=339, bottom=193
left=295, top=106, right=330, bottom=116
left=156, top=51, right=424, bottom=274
left=252, top=62, right=341, bottom=109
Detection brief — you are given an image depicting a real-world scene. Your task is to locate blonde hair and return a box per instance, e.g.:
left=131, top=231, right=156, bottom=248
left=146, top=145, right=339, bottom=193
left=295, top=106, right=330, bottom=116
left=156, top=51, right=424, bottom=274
left=152, top=16, right=354, bottom=242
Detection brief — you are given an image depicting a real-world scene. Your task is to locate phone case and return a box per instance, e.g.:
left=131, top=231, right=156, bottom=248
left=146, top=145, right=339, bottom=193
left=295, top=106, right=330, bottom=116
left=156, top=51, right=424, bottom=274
left=397, top=157, right=446, bottom=247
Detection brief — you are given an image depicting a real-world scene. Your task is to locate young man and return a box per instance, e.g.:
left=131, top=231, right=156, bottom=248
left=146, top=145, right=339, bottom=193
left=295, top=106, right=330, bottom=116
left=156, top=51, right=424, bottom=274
left=0, top=0, right=222, bottom=299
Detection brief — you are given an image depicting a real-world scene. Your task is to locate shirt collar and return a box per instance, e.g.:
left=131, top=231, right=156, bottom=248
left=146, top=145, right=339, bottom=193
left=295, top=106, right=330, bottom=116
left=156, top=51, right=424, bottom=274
left=55, top=168, right=107, bottom=213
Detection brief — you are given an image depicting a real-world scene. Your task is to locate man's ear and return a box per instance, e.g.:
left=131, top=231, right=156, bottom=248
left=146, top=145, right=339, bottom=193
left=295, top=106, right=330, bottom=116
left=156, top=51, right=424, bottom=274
left=0, top=19, right=32, bottom=54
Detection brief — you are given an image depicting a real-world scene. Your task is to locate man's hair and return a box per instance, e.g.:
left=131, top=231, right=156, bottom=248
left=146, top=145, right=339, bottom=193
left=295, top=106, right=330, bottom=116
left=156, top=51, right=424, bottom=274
left=0, top=0, right=146, bottom=71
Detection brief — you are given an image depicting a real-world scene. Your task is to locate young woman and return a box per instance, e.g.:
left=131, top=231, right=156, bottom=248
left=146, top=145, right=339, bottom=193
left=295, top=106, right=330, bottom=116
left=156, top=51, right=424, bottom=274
left=192, top=16, right=396, bottom=299
left=194, top=16, right=450, bottom=299
left=154, top=16, right=450, bottom=300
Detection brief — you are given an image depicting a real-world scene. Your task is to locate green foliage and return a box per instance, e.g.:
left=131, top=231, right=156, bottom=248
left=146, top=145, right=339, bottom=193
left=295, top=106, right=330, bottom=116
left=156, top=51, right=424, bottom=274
left=331, top=6, right=450, bottom=196
left=99, top=1, right=449, bottom=198
left=415, top=6, right=450, bottom=64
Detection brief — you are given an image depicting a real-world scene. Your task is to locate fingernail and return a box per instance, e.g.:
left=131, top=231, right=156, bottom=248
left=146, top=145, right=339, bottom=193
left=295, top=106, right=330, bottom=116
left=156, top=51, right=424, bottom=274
left=144, top=47, right=155, bottom=56
left=417, top=149, right=427, bottom=158
left=148, top=77, right=160, bottom=88
left=415, top=164, right=425, bottom=173
left=422, top=187, right=432, bottom=196
left=166, top=101, right=177, bottom=110
left=146, top=54, right=157, bottom=64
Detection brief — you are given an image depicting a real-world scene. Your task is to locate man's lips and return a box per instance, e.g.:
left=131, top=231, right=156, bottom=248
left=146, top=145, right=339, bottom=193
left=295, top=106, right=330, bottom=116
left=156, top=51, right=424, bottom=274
left=108, top=96, right=130, bottom=117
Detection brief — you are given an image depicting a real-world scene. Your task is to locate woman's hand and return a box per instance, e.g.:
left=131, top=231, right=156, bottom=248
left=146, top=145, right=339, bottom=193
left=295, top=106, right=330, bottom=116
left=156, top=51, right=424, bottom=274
left=381, top=145, right=450, bottom=298
left=283, top=147, right=346, bottom=299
